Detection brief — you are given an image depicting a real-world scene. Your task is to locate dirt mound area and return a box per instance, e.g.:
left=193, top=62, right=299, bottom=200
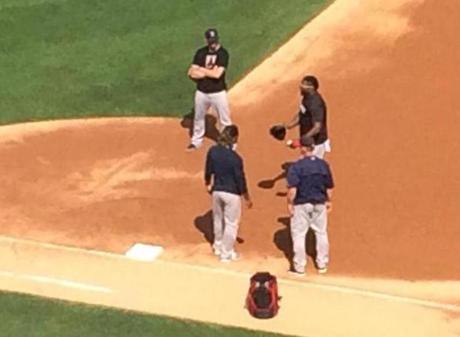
left=1, top=0, right=459, bottom=280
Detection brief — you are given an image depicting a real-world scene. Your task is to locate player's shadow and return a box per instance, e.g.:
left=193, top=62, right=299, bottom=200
left=194, top=210, right=244, bottom=247
left=194, top=210, right=214, bottom=245
left=257, top=162, right=292, bottom=190
left=180, top=108, right=220, bottom=142
left=273, top=216, right=317, bottom=269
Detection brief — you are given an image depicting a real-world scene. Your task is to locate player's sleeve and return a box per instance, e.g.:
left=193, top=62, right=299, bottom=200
left=192, top=49, right=201, bottom=66
left=310, top=97, right=325, bottom=123
left=216, top=49, right=229, bottom=68
left=324, top=162, right=334, bottom=189
left=233, top=156, right=248, bottom=195
left=204, top=148, right=214, bottom=185
left=286, top=164, right=300, bottom=188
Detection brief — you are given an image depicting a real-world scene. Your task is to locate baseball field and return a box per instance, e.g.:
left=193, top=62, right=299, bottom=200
left=1, top=290, right=289, bottom=337
left=0, top=0, right=328, bottom=124
left=1, top=0, right=460, bottom=337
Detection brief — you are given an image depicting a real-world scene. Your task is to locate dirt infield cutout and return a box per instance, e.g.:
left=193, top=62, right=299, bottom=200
left=1, top=0, right=460, bottom=336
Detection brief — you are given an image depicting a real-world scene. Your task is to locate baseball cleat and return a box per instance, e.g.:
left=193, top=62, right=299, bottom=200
left=317, top=267, right=328, bottom=274
left=213, top=242, right=222, bottom=256
left=186, top=144, right=198, bottom=152
left=288, top=269, right=306, bottom=277
left=220, top=251, right=239, bottom=263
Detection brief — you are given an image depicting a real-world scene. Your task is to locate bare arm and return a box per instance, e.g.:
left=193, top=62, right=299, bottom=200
left=234, top=158, right=253, bottom=208
left=242, top=192, right=253, bottom=208
left=199, top=66, right=225, bottom=79
left=204, top=150, right=213, bottom=193
left=327, top=189, right=333, bottom=200
left=188, top=65, right=206, bottom=80
left=326, top=189, right=333, bottom=212
left=304, top=121, right=321, bottom=137
left=287, top=187, right=297, bottom=216
left=284, top=113, right=299, bottom=130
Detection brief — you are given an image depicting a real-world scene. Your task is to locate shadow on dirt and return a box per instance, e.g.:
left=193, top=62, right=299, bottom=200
left=194, top=210, right=214, bottom=245
left=257, top=162, right=292, bottom=190
left=194, top=210, right=245, bottom=248
left=180, top=109, right=220, bottom=142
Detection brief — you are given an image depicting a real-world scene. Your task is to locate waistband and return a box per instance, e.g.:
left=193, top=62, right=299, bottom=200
left=197, top=89, right=227, bottom=95
left=295, top=200, right=326, bottom=206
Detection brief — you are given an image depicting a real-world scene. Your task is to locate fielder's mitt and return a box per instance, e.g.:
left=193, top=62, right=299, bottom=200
left=269, top=124, right=286, bottom=141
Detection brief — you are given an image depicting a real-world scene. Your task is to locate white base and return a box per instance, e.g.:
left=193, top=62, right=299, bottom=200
left=125, top=243, right=164, bottom=262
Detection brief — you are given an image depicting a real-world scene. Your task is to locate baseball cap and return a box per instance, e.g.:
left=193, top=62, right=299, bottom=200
left=300, top=135, right=315, bottom=147
left=205, top=28, right=219, bottom=43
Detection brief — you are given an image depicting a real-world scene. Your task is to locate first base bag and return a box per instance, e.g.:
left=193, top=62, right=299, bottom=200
left=246, top=272, right=280, bottom=319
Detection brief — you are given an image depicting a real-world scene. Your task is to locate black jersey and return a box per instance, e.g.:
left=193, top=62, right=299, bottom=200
left=192, top=46, right=229, bottom=93
left=298, top=92, right=328, bottom=145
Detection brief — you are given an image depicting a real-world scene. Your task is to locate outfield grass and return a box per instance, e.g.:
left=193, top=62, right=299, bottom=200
left=0, top=0, right=330, bottom=124
left=0, top=291, right=293, bottom=337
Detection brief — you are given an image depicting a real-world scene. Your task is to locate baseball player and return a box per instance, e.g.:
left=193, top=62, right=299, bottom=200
left=286, top=135, right=334, bottom=275
left=187, top=28, right=232, bottom=151
left=204, top=125, right=252, bottom=262
left=284, top=75, right=330, bottom=158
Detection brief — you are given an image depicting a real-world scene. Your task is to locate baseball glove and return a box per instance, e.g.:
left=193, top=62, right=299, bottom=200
left=269, top=124, right=286, bottom=141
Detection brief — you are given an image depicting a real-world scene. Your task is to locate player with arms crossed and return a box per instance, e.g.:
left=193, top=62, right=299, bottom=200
left=187, top=28, right=231, bottom=151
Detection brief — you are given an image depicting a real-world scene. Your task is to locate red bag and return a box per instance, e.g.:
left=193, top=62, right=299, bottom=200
left=246, top=272, right=280, bottom=319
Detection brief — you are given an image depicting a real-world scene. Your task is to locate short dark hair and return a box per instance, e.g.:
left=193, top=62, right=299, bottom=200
left=218, top=125, right=239, bottom=146
left=224, top=124, right=238, bottom=138
left=302, top=75, right=319, bottom=90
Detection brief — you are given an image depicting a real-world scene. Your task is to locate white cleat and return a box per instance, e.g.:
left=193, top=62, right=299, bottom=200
left=317, top=267, right=328, bottom=275
left=220, top=251, right=240, bottom=263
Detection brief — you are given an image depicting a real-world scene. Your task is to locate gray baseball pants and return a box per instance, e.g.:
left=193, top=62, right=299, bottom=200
left=291, top=203, right=329, bottom=272
left=191, top=90, right=232, bottom=147
left=212, top=191, right=241, bottom=259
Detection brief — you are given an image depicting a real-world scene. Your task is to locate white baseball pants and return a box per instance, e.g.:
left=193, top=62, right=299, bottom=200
left=313, top=139, right=331, bottom=159
left=191, top=90, right=232, bottom=147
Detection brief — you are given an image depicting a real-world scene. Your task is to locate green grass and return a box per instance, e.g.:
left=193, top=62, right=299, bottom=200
left=0, top=291, right=293, bottom=337
left=0, top=0, right=330, bottom=124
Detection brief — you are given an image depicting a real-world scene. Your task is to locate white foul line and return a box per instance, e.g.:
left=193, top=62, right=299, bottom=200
left=23, top=275, right=113, bottom=293
left=0, top=271, right=14, bottom=278
left=0, top=271, right=112, bottom=294
left=285, top=279, right=460, bottom=312
left=0, top=235, right=124, bottom=260
left=159, top=260, right=460, bottom=313
left=0, top=235, right=458, bottom=312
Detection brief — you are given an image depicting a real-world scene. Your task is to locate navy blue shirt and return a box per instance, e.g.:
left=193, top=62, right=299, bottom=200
left=287, top=156, right=334, bottom=205
left=205, top=144, right=248, bottom=195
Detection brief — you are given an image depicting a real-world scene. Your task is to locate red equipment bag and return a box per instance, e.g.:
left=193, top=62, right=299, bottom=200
left=246, top=272, right=280, bottom=319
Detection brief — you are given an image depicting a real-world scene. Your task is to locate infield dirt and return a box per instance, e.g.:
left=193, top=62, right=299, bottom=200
left=2, top=1, right=460, bottom=336
left=0, top=0, right=459, bottom=281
